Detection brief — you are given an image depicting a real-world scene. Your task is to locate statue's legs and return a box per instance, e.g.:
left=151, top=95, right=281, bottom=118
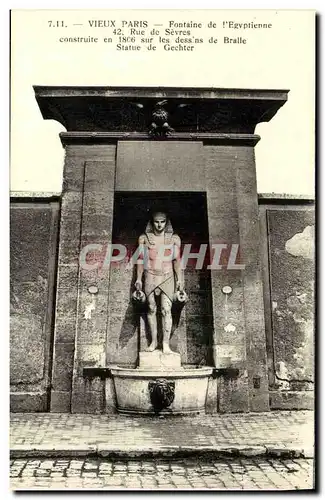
left=146, top=292, right=158, bottom=351
left=161, top=293, right=173, bottom=354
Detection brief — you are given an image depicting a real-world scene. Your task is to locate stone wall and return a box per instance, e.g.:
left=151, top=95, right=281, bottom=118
left=259, top=202, right=315, bottom=410
left=10, top=200, right=59, bottom=411
left=9, top=196, right=315, bottom=413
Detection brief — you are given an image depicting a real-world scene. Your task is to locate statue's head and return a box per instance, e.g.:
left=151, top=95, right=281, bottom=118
left=151, top=211, right=167, bottom=234
left=145, top=210, right=173, bottom=242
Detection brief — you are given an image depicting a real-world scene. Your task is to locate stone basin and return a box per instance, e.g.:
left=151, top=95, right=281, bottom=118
left=110, top=365, right=213, bottom=415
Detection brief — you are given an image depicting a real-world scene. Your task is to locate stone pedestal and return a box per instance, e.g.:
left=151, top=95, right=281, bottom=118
left=139, top=350, right=182, bottom=369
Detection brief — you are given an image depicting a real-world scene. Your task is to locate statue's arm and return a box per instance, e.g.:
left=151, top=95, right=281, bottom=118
left=135, top=235, right=145, bottom=290
left=172, top=234, right=183, bottom=291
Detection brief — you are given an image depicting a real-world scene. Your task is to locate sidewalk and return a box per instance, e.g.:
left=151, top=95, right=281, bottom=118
left=10, top=410, right=314, bottom=460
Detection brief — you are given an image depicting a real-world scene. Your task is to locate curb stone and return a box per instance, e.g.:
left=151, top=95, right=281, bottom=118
left=10, top=444, right=314, bottom=460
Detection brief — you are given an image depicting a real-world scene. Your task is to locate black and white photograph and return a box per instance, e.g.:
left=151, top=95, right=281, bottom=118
left=9, top=8, right=315, bottom=491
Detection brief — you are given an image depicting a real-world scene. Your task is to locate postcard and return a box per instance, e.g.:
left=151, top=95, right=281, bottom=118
left=10, top=9, right=315, bottom=491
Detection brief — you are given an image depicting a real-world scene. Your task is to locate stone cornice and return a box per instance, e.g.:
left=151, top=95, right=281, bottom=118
left=34, top=85, right=289, bottom=101
left=9, top=190, right=315, bottom=203
left=34, top=86, right=289, bottom=135
left=59, top=131, right=261, bottom=146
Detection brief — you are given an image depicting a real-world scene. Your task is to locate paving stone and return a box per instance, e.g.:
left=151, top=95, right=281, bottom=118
left=9, top=410, right=315, bottom=490
left=10, top=411, right=313, bottom=458
left=10, top=457, right=313, bottom=490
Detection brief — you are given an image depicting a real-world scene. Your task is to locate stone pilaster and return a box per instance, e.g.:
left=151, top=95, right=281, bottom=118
left=51, top=145, right=116, bottom=412
left=71, top=155, right=116, bottom=413
left=50, top=147, right=85, bottom=412
left=235, top=147, right=269, bottom=412
left=205, top=144, right=253, bottom=413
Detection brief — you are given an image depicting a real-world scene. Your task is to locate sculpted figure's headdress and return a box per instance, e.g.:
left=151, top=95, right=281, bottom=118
left=145, top=212, right=173, bottom=245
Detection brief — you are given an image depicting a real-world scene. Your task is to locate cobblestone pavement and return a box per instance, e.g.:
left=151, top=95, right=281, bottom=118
left=10, top=411, right=314, bottom=457
left=10, top=457, right=314, bottom=490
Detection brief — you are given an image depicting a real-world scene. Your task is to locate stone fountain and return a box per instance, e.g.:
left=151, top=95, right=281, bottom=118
left=110, top=210, right=212, bottom=415
left=33, top=86, right=288, bottom=415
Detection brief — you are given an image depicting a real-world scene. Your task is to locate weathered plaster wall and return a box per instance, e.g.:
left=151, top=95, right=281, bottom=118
left=260, top=204, right=315, bottom=410
left=10, top=201, right=59, bottom=411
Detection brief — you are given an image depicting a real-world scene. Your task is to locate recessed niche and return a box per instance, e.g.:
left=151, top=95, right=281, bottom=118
left=106, top=192, right=214, bottom=367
